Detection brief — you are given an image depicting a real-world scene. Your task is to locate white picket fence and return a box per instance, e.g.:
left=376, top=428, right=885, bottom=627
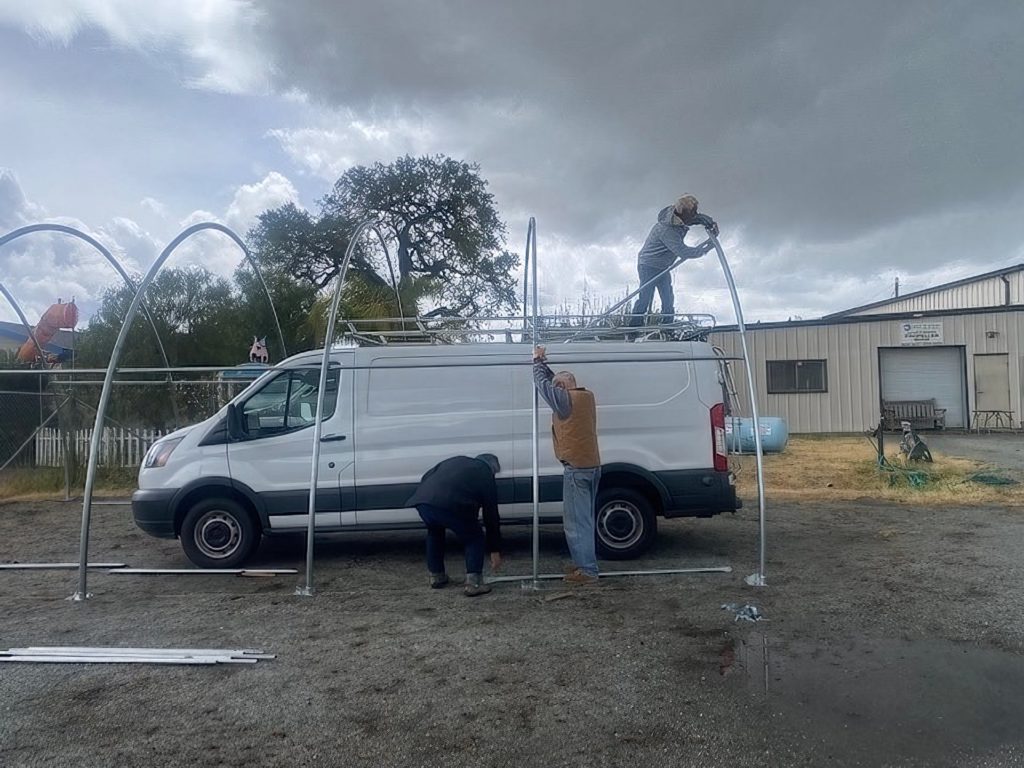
left=35, top=427, right=167, bottom=468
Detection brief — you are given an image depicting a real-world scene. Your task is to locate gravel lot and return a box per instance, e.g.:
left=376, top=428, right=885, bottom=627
left=926, top=433, right=1024, bottom=479
left=2, top=496, right=1024, bottom=768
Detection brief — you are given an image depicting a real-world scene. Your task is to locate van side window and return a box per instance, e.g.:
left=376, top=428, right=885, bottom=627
left=240, top=368, right=339, bottom=438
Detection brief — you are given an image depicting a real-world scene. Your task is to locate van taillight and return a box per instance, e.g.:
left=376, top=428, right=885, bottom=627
left=711, top=403, right=727, bottom=471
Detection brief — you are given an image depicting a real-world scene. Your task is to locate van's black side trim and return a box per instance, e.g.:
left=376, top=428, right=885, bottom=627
left=133, top=466, right=739, bottom=541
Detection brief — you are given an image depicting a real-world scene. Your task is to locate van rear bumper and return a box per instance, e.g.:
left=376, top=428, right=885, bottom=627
left=131, top=488, right=178, bottom=538
left=656, top=469, right=738, bottom=518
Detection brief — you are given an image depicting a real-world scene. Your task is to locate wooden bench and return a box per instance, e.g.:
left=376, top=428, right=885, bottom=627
left=882, top=399, right=946, bottom=431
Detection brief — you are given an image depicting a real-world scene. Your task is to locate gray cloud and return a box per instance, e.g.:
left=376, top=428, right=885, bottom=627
left=3, top=1, right=1023, bottom=324
left=252, top=0, right=1024, bottom=313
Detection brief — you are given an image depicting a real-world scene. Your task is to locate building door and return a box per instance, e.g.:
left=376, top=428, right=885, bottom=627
left=879, top=347, right=967, bottom=428
left=973, top=354, right=1011, bottom=412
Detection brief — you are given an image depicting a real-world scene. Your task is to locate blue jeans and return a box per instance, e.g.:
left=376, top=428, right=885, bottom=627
left=629, top=265, right=674, bottom=326
left=562, top=466, right=601, bottom=576
left=416, top=504, right=485, bottom=575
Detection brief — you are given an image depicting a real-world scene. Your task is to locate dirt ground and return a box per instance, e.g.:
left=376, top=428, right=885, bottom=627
left=2, top=494, right=1024, bottom=768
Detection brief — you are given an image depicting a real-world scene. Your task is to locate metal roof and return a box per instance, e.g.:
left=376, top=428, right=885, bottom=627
left=0, top=320, right=76, bottom=351
left=823, top=263, right=1024, bottom=319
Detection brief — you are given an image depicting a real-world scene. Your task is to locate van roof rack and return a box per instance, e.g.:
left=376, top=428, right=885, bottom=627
left=337, top=313, right=716, bottom=345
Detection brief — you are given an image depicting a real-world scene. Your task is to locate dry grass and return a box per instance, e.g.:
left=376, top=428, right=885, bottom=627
left=3, top=436, right=1021, bottom=508
left=0, top=467, right=136, bottom=504
left=733, top=435, right=1024, bottom=506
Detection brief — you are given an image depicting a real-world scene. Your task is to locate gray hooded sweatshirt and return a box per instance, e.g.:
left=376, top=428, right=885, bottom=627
left=637, top=205, right=706, bottom=270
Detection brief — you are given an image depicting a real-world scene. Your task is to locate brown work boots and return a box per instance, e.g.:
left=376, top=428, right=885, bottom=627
left=564, top=567, right=599, bottom=586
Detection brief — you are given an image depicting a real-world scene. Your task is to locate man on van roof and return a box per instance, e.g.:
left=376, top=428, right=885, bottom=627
left=405, top=454, right=504, bottom=597
left=533, top=346, right=601, bottom=585
left=628, top=194, right=719, bottom=327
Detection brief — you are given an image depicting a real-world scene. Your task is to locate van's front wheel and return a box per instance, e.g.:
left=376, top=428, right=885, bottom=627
left=595, top=487, right=657, bottom=560
left=180, top=498, right=260, bottom=568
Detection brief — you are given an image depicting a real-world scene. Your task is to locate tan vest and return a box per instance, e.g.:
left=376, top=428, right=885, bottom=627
left=552, top=388, right=601, bottom=469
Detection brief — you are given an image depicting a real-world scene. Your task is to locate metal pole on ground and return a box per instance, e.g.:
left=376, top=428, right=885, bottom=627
left=71, top=222, right=280, bottom=602
left=296, top=220, right=391, bottom=597
left=708, top=233, right=767, bottom=587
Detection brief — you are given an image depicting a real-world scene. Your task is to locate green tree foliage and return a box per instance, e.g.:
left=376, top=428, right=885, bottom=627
left=233, top=264, right=320, bottom=359
left=76, top=266, right=246, bottom=368
left=249, top=155, right=519, bottom=317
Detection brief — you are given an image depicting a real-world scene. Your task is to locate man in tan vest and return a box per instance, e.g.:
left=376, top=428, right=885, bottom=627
left=533, top=345, right=601, bottom=584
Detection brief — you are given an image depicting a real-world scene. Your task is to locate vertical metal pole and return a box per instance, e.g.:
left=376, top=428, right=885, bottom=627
left=296, top=221, right=390, bottom=597
left=522, top=232, right=531, bottom=334
left=709, top=234, right=767, bottom=587
left=70, top=222, right=275, bottom=601
left=61, top=406, right=72, bottom=501
left=528, top=218, right=541, bottom=589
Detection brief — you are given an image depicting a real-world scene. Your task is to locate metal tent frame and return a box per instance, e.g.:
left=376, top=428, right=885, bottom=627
left=38, top=214, right=765, bottom=601
left=68, top=221, right=289, bottom=601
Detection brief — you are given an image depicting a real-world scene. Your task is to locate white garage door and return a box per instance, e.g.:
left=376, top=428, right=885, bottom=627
left=880, top=347, right=966, bottom=428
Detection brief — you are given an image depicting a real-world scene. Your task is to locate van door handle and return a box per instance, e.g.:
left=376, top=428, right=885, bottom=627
left=321, top=434, right=347, bottom=442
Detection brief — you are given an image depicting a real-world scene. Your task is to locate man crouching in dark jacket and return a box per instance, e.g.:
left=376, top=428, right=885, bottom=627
left=405, top=454, right=504, bottom=596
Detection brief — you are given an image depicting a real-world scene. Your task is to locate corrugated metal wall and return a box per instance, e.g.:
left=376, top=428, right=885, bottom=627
left=847, top=271, right=1024, bottom=316
left=709, top=310, right=1023, bottom=432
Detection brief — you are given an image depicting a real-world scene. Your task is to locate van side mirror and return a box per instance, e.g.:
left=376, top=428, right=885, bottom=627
left=226, top=403, right=244, bottom=440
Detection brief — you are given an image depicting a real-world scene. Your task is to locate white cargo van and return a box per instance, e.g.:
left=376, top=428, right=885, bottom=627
left=132, top=341, right=738, bottom=567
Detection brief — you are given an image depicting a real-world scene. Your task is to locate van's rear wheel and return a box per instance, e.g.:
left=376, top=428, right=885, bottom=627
left=180, top=498, right=260, bottom=569
left=595, top=487, right=657, bottom=560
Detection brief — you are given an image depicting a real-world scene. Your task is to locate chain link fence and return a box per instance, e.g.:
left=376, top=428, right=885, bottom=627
left=0, top=368, right=259, bottom=497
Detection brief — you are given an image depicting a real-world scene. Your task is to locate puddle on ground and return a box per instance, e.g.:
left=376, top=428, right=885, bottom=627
left=724, top=633, right=1024, bottom=761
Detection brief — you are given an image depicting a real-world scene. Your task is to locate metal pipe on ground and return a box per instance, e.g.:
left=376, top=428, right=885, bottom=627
left=489, top=566, right=732, bottom=583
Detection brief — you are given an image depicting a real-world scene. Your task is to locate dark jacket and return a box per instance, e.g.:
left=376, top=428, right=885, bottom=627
left=406, top=456, right=502, bottom=552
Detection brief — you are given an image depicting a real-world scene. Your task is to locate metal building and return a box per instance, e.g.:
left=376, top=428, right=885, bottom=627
left=709, top=264, right=1024, bottom=433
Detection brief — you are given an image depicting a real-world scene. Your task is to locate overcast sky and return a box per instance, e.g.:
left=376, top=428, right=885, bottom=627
left=1, top=0, right=1022, bottom=332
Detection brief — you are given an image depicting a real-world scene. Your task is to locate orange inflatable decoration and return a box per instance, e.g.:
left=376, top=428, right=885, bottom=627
left=17, top=299, right=79, bottom=363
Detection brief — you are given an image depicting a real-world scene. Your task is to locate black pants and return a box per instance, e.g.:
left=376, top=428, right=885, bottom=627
left=416, top=504, right=485, bottom=574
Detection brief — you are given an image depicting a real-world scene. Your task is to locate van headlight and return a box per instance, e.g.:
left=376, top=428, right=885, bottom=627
left=144, top=437, right=183, bottom=468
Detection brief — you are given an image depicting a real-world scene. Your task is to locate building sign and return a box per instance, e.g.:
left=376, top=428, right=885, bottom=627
left=899, top=321, right=943, bottom=346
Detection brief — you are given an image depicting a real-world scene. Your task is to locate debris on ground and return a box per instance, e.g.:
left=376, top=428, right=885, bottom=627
left=721, top=603, right=764, bottom=622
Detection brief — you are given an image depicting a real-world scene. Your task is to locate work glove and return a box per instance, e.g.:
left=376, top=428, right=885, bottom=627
left=692, top=212, right=719, bottom=236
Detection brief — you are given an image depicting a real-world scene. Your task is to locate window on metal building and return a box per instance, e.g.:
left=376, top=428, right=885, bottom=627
left=766, top=359, right=828, bottom=394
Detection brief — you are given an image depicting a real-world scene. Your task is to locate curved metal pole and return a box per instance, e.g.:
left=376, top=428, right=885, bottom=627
left=527, top=218, right=541, bottom=589
left=0, top=281, right=48, bottom=363
left=296, top=220, right=392, bottom=596
left=709, top=233, right=767, bottom=587
left=71, top=222, right=282, bottom=601
left=0, top=224, right=177, bottom=382
left=380, top=241, right=405, bottom=328
left=1, top=223, right=185, bottom=426
left=187, top=225, right=288, bottom=362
